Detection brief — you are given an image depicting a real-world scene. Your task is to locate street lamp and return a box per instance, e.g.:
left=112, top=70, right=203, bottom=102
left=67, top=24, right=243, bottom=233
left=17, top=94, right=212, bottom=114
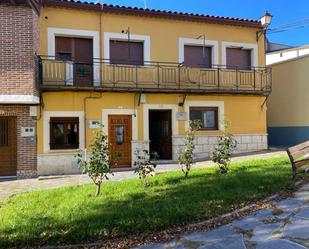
left=256, top=11, right=273, bottom=41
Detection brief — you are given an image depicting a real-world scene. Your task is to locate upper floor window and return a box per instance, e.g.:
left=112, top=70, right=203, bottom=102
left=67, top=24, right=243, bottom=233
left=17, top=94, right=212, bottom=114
left=184, top=45, right=212, bottom=68
left=226, top=47, right=252, bottom=70
left=55, top=37, right=93, bottom=62
left=109, top=40, right=144, bottom=65
left=50, top=117, right=79, bottom=150
left=189, top=107, right=218, bottom=130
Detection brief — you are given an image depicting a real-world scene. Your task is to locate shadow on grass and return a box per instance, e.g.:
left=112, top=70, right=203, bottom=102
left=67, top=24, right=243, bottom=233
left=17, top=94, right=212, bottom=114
left=0, top=161, right=291, bottom=248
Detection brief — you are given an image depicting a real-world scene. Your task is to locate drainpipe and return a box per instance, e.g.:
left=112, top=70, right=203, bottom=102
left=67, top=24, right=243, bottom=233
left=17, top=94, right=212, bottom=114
left=83, top=92, right=103, bottom=152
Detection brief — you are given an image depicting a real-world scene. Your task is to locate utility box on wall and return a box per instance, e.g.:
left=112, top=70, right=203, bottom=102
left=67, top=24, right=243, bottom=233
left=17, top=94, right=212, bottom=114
left=21, top=127, right=35, bottom=137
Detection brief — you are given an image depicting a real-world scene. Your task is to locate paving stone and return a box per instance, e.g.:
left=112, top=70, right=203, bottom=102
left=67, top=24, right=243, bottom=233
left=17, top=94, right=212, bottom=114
left=283, top=218, right=309, bottom=239
left=251, top=222, right=284, bottom=242
left=232, top=215, right=263, bottom=230
left=295, top=207, right=309, bottom=220
left=182, top=225, right=238, bottom=243
left=294, top=191, right=309, bottom=203
left=254, top=208, right=275, bottom=220
left=275, top=199, right=304, bottom=212
left=298, top=183, right=309, bottom=192
left=164, top=240, right=186, bottom=249
left=256, top=239, right=307, bottom=249
left=197, top=234, right=246, bottom=249
left=133, top=243, right=165, bottom=249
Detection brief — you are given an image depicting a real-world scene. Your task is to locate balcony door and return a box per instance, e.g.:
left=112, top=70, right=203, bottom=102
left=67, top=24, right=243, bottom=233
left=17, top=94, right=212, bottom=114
left=55, top=37, right=93, bottom=86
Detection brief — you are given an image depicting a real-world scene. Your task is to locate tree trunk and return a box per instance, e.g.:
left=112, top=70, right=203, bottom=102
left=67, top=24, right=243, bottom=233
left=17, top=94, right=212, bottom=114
left=95, top=183, right=101, bottom=196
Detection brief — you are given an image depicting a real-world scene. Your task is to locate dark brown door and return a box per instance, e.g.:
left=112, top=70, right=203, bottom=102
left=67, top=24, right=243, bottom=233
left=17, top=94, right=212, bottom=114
left=184, top=45, right=212, bottom=68
left=108, top=115, right=132, bottom=168
left=0, top=117, right=17, bottom=176
left=55, top=37, right=93, bottom=86
left=149, top=110, right=172, bottom=160
left=226, top=48, right=251, bottom=70
left=74, top=38, right=93, bottom=87
left=110, top=40, right=144, bottom=65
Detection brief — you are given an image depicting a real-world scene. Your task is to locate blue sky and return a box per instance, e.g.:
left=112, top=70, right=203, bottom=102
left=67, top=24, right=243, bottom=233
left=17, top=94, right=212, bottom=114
left=88, top=0, right=309, bottom=46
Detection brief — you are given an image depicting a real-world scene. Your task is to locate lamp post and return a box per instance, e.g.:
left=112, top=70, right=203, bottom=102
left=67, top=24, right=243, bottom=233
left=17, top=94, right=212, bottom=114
left=256, top=11, right=273, bottom=41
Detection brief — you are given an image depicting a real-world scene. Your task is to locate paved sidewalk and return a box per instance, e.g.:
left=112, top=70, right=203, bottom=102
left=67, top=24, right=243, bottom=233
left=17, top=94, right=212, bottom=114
left=134, top=183, right=309, bottom=249
left=0, top=150, right=286, bottom=202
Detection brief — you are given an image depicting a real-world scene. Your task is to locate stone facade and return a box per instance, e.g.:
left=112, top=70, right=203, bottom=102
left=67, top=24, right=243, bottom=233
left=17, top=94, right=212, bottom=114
left=173, top=134, right=268, bottom=161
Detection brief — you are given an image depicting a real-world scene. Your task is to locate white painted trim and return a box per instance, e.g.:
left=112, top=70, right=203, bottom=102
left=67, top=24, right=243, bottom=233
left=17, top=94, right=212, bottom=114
left=47, top=28, right=100, bottom=85
left=0, top=95, right=40, bottom=104
left=143, top=104, right=179, bottom=141
left=184, top=101, right=225, bottom=131
left=179, top=38, right=219, bottom=66
left=104, top=32, right=151, bottom=63
left=43, top=111, right=85, bottom=153
left=221, top=41, right=258, bottom=68
left=102, top=109, right=138, bottom=140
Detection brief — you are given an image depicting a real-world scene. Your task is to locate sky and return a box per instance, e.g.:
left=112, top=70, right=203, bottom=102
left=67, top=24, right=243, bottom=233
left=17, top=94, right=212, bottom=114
left=86, top=0, right=309, bottom=46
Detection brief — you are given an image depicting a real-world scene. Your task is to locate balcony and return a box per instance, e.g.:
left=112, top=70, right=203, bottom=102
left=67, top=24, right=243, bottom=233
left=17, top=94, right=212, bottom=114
left=37, top=56, right=272, bottom=95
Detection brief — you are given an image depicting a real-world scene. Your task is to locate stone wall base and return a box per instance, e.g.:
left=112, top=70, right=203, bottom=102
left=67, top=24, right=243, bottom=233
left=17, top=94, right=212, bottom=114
left=17, top=170, right=37, bottom=178
left=173, top=134, right=268, bottom=160
left=37, top=134, right=268, bottom=175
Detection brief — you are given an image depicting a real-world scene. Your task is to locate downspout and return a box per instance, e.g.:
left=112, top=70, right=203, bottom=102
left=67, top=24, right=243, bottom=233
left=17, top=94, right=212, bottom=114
left=83, top=92, right=103, bottom=152
left=82, top=3, right=104, bottom=154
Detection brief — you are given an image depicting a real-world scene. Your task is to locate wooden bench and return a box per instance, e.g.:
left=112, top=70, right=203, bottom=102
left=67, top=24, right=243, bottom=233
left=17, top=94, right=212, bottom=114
left=287, top=141, right=309, bottom=186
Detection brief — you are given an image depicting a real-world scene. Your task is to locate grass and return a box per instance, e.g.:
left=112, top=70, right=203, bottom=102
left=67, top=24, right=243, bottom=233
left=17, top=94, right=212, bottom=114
left=0, top=156, right=292, bottom=247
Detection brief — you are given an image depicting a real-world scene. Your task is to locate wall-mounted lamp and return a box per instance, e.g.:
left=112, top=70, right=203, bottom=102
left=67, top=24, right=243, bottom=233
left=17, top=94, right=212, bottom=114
left=256, top=11, right=273, bottom=42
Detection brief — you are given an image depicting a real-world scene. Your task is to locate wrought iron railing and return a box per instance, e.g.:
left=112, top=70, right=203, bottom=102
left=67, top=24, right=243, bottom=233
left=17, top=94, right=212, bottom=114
left=37, top=56, right=272, bottom=95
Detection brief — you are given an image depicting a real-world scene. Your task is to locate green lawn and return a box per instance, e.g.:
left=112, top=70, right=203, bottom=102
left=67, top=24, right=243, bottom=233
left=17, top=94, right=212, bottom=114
left=0, top=156, right=291, bottom=247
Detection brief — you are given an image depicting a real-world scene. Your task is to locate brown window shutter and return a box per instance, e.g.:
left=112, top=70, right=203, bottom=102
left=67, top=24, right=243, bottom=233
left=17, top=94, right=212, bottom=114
left=110, top=40, right=144, bottom=65
left=55, top=37, right=73, bottom=54
left=226, top=48, right=251, bottom=70
left=74, top=38, right=93, bottom=62
left=184, top=45, right=212, bottom=68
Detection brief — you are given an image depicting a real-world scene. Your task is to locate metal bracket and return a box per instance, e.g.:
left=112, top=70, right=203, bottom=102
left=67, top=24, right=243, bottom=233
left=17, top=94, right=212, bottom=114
left=261, top=94, right=270, bottom=109
left=178, top=94, right=187, bottom=107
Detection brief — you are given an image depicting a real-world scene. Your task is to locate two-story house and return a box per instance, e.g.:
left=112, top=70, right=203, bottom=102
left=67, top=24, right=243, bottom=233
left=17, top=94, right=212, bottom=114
left=34, top=0, right=271, bottom=175
left=0, top=0, right=40, bottom=178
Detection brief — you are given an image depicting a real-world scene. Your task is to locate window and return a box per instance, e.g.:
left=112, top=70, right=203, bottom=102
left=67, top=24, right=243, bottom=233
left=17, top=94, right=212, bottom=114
left=189, top=107, right=218, bottom=130
left=110, top=40, right=144, bottom=65
left=184, top=45, right=212, bottom=68
left=226, top=48, right=251, bottom=70
left=50, top=117, right=79, bottom=150
left=0, top=119, right=8, bottom=147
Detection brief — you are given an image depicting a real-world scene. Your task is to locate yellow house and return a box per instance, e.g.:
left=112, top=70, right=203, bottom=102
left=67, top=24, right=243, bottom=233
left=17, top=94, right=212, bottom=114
left=37, top=0, right=271, bottom=175
left=267, top=53, right=309, bottom=147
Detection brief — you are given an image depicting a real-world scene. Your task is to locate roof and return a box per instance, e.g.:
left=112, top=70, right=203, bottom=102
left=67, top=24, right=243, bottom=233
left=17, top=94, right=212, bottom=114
left=2, top=0, right=41, bottom=14
left=42, top=0, right=262, bottom=28
left=266, top=41, right=295, bottom=53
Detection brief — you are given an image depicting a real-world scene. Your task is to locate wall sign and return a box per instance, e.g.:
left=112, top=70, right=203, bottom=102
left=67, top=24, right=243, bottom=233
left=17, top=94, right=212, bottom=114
left=176, top=112, right=187, bottom=121
left=88, top=120, right=100, bottom=129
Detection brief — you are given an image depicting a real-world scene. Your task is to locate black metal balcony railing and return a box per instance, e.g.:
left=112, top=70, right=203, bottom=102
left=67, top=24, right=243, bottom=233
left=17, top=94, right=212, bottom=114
left=37, top=56, right=272, bottom=95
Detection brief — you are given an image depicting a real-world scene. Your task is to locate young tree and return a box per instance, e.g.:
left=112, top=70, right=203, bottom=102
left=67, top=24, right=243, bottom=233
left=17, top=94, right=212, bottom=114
left=211, top=120, right=237, bottom=174
left=178, top=120, right=201, bottom=178
left=134, top=149, right=158, bottom=187
left=75, top=126, right=113, bottom=196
